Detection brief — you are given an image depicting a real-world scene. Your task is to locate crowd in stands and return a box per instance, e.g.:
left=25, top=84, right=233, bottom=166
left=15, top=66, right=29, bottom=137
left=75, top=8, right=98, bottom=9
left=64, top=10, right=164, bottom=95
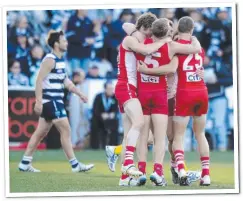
left=7, top=8, right=234, bottom=151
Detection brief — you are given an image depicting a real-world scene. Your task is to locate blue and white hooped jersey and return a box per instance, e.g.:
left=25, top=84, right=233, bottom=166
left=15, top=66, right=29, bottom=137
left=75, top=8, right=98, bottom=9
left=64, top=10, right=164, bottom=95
left=42, top=53, right=67, bottom=104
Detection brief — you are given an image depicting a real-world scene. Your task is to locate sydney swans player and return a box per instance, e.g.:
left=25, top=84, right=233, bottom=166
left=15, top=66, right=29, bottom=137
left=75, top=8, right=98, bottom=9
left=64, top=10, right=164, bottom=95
left=18, top=31, right=94, bottom=173
left=137, top=17, right=210, bottom=186
left=133, top=18, right=202, bottom=186
left=114, top=12, right=171, bottom=186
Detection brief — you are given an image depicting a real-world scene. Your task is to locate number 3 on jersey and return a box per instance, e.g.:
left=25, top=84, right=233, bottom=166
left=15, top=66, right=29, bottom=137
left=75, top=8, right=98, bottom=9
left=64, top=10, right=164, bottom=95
left=183, top=53, right=203, bottom=71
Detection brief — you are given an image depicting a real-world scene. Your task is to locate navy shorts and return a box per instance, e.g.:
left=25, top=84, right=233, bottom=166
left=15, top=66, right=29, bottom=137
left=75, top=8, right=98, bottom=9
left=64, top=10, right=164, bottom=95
left=40, top=101, right=67, bottom=121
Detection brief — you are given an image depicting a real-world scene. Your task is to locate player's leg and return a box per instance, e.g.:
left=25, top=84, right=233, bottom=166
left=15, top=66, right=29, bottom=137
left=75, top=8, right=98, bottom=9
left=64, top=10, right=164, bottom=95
left=166, top=116, right=179, bottom=184
left=172, top=116, right=190, bottom=185
left=121, top=98, right=144, bottom=177
left=53, top=117, right=94, bottom=172
left=119, top=113, right=139, bottom=186
left=105, top=112, right=130, bottom=172
left=136, top=115, right=150, bottom=185
left=193, top=115, right=210, bottom=186
left=18, top=117, right=52, bottom=172
left=150, top=114, right=168, bottom=186
left=105, top=144, right=121, bottom=172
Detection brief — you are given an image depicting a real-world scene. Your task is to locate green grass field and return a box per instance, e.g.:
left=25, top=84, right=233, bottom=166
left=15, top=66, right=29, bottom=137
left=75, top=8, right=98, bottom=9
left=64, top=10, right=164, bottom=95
left=9, top=150, right=235, bottom=193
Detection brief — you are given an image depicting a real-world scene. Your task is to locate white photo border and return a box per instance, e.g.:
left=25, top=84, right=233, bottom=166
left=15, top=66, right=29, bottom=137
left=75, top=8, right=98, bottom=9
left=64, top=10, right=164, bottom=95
left=2, top=1, right=239, bottom=198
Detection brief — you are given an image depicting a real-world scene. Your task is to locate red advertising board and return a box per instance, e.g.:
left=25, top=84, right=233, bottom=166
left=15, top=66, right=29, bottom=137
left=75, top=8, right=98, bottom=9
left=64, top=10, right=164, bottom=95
left=8, top=88, right=38, bottom=142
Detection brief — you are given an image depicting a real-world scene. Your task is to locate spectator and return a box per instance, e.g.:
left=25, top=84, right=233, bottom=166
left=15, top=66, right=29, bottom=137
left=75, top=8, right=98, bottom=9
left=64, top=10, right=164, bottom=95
left=13, top=32, right=30, bottom=59
left=216, top=8, right=232, bottom=64
left=160, top=8, right=177, bottom=23
left=86, top=65, right=103, bottom=79
left=90, top=81, right=119, bottom=149
left=190, top=10, right=210, bottom=50
left=204, top=56, right=233, bottom=151
left=69, top=69, right=89, bottom=149
left=66, top=9, right=95, bottom=73
left=8, top=60, right=29, bottom=86
left=91, top=21, right=106, bottom=60
left=201, top=7, right=220, bottom=20
left=18, top=44, right=45, bottom=86
left=8, top=15, right=34, bottom=47
left=106, top=9, right=134, bottom=77
left=175, top=8, right=191, bottom=19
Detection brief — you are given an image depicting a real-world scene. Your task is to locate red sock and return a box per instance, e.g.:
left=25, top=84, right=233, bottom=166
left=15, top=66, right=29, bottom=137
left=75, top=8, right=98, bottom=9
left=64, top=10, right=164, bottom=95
left=154, top=163, right=163, bottom=176
left=201, top=156, right=210, bottom=177
left=121, top=173, right=129, bottom=180
left=174, top=150, right=185, bottom=171
left=123, top=146, right=135, bottom=166
left=138, top=161, right=146, bottom=174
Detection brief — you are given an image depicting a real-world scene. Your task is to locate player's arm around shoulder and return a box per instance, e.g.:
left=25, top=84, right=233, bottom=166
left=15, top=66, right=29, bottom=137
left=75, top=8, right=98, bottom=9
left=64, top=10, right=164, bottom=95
left=137, top=56, right=178, bottom=75
left=124, top=36, right=169, bottom=55
left=122, top=23, right=136, bottom=36
left=168, top=36, right=201, bottom=58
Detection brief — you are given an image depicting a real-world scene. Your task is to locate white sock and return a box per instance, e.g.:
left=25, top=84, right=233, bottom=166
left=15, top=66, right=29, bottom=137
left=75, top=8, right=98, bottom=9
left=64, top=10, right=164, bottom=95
left=21, top=156, right=33, bottom=165
left=69, top=158, right=79, bottom=168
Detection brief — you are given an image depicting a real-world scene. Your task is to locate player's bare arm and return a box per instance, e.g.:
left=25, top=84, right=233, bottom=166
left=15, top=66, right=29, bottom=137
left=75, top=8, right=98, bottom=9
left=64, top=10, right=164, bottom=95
left=34, top=57, right=55, bottom=115
left=64, top=77, right=88, bottom=103
left=122, top=23, right=136, bottom=36
left=168, top=36, right=201, bottom=59
left=137, top=56, right=179, bottom=75
left=123, top=36, right=170, bottom=55
left=137, top=57, right=204, bottom=78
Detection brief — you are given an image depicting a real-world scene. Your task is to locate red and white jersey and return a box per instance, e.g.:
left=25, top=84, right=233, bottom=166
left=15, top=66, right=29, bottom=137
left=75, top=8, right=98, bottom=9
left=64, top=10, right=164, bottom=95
left=117, top=38, right=137, bottom=87
left=176, top=39, right=206, bottom=90
left=136, top=38, right=171, bottom=92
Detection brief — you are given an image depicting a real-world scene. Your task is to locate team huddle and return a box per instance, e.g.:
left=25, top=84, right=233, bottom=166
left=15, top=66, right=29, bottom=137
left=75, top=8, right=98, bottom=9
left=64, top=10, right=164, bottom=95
left=106, top=13, right=210, bottom=187
left=17, top=11, right=210, bottom=188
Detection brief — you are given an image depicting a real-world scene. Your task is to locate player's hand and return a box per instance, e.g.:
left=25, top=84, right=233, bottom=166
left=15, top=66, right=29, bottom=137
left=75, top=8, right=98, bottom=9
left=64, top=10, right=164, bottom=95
left=196, top=68, right=204, bottom=80
left=79, top=93, right=88, bottom=103
left=172, top=30, right=179, bottom=41
left=137, top=60, right=148, bottom=73
left=191, top=36, right=199, bottom=42
left=34, top=101, right=43, bottom=116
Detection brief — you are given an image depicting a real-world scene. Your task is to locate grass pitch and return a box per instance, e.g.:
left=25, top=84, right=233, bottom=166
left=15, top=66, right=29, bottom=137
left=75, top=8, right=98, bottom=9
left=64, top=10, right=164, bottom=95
left=9, top=150, right=235, bottom=193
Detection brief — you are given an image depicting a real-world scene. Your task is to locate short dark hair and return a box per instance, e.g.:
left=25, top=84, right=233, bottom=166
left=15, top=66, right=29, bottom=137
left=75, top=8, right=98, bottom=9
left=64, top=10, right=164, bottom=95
left=178, top=16, right=194, bottom=33
left=152, top=18, right=169, bottom=38
left=47, top=30, right=64, bottom=48
left=104, top=80, right=113, bottom=89
left=136, top=12, right=157, bottom=30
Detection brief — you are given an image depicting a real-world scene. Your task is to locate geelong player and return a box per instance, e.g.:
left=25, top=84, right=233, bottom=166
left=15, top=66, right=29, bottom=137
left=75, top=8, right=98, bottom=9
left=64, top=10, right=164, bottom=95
left=18, top=31, right=94, bottom=173
left=137, top=17, right=210, bottom=186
